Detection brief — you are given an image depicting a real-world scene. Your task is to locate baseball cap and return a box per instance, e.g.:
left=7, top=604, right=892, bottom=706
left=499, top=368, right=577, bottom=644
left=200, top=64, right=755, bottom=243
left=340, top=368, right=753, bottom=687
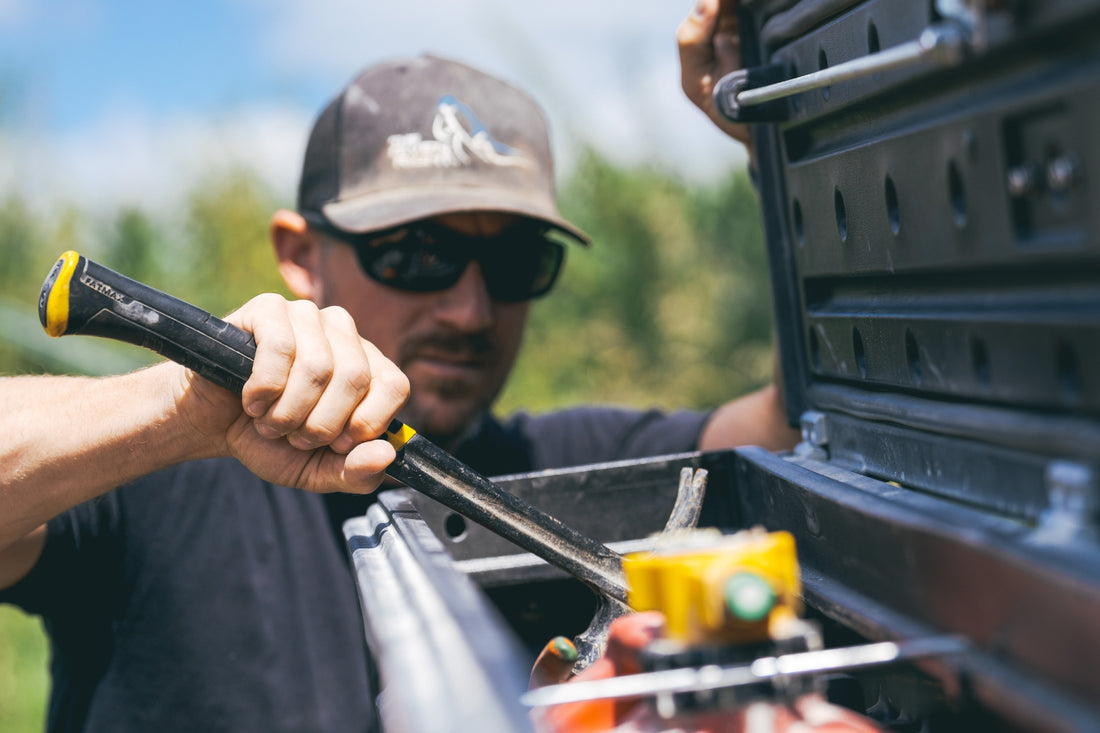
left=297, top=54, right=589, bottom=245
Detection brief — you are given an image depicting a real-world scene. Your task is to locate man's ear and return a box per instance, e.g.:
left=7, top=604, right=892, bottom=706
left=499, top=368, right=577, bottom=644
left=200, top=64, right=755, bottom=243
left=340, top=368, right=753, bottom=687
left=270, top=209, right=320, bottom=300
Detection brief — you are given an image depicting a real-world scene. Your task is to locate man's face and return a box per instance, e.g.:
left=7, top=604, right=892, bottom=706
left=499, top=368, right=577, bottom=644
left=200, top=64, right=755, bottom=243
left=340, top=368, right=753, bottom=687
left=313, top=212, right=531, bottom=446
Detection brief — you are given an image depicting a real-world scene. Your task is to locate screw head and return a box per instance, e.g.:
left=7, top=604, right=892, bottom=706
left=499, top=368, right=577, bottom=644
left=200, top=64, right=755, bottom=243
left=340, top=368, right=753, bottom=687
left=1007, top=165, right=1036, bottom=197
left=1046, top=156, right=1078, bottom=194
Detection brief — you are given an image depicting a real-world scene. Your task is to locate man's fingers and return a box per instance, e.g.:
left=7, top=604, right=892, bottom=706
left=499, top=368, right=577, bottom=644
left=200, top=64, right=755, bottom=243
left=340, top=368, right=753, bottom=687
left=229, top=293, right=297, bottom=418
left=334, top=340, right=410, bottom=451
left=285, top=440, right=394, bottom=495
left=676, top=0, right=718, bottom=49
left=284, top=306, right=373, bottom=450
left=342, top=440, right=398, bottom=486
left=678, top=0, right=752, bottom=146
left=677, top=0, right=720, bottom=99
left=713, top=5, right=742, bottom=79
left=252, top=300, right=334, bottom=442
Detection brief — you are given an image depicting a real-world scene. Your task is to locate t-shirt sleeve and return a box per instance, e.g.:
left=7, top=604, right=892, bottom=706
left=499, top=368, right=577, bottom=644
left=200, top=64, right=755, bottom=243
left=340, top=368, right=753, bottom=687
left=505, top=406, right=712, bottom=471
left=0, top=491, right=123, bottom=621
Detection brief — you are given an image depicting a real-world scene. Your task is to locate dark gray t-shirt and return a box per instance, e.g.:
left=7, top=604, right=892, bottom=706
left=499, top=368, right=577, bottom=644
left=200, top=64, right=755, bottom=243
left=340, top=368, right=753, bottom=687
left=0, top=406, right=709, bottom=733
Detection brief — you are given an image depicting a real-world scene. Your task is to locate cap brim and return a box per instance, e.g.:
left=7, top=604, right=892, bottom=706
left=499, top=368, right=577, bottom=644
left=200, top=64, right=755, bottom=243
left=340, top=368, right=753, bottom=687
left=321, top=186, right=590, bottom=245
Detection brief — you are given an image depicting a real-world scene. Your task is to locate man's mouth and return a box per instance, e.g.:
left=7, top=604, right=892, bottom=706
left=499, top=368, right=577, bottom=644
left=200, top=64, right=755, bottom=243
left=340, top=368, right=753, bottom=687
left=401, top=333, right=497, bottom=377
left=405, top=348, right=498, bottom=406
left=413, top=351, right=489, bottom=376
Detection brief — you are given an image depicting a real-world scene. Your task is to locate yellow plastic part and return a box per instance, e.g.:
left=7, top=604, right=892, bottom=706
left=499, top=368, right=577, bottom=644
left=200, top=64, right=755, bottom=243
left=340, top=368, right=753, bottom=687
left=384, top=421, right=417, bottom=450
left=44, top=251, right=81, bottom=338
left=622, top=528, right=802, bottom=645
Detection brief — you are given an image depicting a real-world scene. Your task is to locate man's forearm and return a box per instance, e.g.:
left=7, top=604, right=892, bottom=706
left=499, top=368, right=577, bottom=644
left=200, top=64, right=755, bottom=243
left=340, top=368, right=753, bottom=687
left=0, top=364, right=211, bottom=551
left=0, top=291, right=412, bottom=569
left=699, top=382, right=800, bottom=453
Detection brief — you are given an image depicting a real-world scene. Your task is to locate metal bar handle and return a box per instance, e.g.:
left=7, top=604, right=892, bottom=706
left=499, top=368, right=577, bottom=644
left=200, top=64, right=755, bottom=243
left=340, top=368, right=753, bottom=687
left=715, top=22, right=970, bottom=122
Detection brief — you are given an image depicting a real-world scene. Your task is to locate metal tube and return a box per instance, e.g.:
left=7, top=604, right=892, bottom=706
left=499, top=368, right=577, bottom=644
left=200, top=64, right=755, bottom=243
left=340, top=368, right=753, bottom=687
left=736, top=23, right=967, bottom=108
left=521, top=635, right=969, bottom=708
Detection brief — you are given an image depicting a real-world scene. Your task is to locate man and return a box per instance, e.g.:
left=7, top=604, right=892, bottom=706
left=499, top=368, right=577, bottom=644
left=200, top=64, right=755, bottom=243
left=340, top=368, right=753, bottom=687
left=1, top=4, right=793, bottom=731
left=268, top=52, right=795, bottom=477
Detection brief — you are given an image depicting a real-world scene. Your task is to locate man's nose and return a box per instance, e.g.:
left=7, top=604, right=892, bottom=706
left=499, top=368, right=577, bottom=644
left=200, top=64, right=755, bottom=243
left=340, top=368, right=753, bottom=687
left=433, top=260, right=494, bottom=332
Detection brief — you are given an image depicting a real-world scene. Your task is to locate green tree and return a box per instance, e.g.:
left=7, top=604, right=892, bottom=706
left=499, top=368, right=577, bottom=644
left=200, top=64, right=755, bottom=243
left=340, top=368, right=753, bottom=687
left=499, top=149, right=773, bottom=417
left=107, top=208, right=163, bottom=285
left=179, top=167, right=289, bottom=317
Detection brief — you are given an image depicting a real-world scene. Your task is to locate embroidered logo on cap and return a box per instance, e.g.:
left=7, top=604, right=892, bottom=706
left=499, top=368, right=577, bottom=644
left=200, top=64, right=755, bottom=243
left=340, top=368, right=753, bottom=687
left=386, top=95, right=533, bottom=170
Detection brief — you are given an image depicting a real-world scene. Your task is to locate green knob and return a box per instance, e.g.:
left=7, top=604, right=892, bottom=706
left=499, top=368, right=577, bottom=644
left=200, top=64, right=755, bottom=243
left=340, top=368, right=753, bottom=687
left=725, top=572, right=776, bottom=622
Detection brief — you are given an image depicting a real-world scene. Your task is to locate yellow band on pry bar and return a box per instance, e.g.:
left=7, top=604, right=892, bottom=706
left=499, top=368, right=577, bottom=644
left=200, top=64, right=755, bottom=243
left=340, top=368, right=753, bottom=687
left=45, top=251, right=81, bottom=338
left=384, top=421, right=417, bottom=451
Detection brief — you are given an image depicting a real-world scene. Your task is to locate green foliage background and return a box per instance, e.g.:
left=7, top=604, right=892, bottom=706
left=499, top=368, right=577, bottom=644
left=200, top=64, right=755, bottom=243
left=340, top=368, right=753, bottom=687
left=0, top=150, right=773, bottom=732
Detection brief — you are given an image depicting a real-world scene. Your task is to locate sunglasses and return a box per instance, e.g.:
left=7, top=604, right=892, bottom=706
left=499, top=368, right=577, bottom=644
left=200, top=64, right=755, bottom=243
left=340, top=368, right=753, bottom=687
left=314, top=218, right=567, bottom=302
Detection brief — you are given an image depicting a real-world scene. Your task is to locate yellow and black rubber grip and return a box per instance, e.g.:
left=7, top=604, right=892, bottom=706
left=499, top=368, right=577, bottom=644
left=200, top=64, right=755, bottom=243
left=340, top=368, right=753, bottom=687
left=38, top=251, right=416, bottom=451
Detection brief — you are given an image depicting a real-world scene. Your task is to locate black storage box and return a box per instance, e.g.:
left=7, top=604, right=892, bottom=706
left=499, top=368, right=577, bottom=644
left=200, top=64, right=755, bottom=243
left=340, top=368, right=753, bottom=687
left=736, top=1, right=1100, bottom=727
left=345, top=2, right=1100, bottom=730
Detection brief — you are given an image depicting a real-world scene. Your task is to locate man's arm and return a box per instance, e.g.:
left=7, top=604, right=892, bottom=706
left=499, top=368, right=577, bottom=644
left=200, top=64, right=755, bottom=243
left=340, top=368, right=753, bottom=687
left=0, top=293, right=409, bottom=590
left=680, top=0, right=800, bottom=453
left=699, top=382, right=799, bottom=452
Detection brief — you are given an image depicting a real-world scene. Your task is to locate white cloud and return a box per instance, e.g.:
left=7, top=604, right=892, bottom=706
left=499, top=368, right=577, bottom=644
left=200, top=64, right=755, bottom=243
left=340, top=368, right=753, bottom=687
left=1, top=102, right=310, bottom=215
left=0, top=0, right=748, bottom=216
left=249, top=0, right=747, bottom=177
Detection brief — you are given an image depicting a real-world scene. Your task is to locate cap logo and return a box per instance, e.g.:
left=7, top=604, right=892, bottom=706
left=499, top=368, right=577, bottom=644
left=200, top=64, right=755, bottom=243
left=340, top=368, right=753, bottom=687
left=386, top=95, right=533, bottom=171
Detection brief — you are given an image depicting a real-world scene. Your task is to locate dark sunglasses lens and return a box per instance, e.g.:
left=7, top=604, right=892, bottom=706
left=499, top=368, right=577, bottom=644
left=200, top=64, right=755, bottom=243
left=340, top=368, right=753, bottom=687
left=481, top=241, right=565, bottom=302
left=350, top=224, right=565, bottom=300
left=354, top=239, right=466, bottom=292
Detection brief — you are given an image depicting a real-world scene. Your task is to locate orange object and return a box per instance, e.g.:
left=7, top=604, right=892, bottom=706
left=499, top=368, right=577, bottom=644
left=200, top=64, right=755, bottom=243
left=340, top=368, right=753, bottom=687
left=532, top=529, right=885, bottom=732
left=532, top=613, right=884, bottom=733
left=530, top=636, right=580, bottom=689
left=533, top=612, right=665, bottom=733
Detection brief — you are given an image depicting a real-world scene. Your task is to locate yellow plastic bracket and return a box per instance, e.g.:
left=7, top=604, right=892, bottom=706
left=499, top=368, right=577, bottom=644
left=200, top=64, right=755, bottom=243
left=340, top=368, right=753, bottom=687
left=623, top=529, right=802, bottom=645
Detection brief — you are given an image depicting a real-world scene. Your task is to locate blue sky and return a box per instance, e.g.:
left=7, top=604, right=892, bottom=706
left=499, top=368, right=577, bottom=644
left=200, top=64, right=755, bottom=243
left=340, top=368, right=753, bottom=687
left=0, top=0, right=748, bottom=213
